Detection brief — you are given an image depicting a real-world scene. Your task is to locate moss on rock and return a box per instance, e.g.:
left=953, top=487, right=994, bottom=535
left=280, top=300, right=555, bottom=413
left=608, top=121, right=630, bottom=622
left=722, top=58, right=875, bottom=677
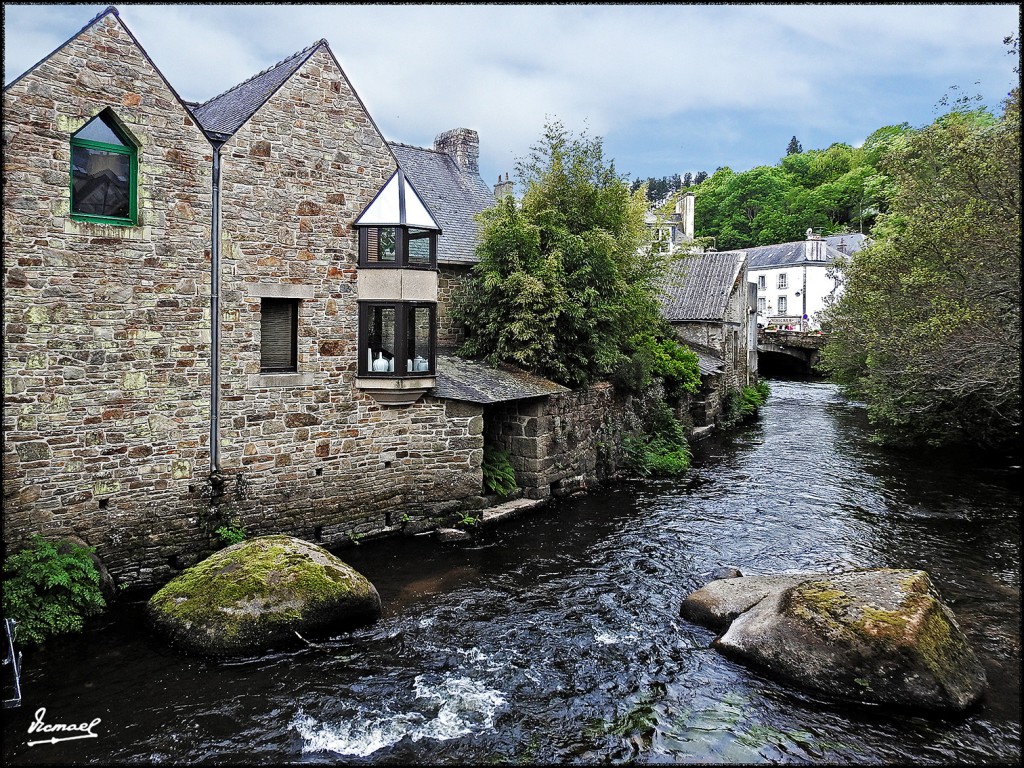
left=146, top=535, right=381, bottom=656
left=689, top=568, right=986, bottom=712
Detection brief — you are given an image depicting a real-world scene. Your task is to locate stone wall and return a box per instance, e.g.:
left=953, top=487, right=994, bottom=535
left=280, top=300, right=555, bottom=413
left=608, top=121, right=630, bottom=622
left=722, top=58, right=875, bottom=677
left=2, top=13, right=214, bottom=582
left=484, top=383, right=632, bottom=499
left=437, top=263, right=471, bottom=349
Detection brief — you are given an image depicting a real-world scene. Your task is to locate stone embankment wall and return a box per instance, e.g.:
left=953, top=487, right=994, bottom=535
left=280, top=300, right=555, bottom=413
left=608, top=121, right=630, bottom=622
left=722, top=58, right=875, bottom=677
left=484, top=383, right=634, bottom=499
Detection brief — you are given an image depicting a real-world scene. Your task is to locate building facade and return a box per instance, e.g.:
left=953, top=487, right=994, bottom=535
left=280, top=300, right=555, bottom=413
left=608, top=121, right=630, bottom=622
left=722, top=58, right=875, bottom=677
left=737, top=229, right=850, bottom=330
left=3, top=7, right=651, bottom=586
left=659, top=250, right=758, bottom=427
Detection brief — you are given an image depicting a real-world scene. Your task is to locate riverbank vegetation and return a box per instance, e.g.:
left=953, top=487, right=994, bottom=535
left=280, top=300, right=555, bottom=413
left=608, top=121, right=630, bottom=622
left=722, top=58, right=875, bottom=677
left=820, top=40, right=1020, bottom=450
left=723, top=380, right=772, bottom=426
left=2, top=536, right=106, bottom=646
left=453, top=120, right=699, bottom=395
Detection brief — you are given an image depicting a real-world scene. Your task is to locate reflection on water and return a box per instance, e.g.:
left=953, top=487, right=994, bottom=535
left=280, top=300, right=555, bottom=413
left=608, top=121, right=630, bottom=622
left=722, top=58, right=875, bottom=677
left=2, top=380, right=1020, bottom=764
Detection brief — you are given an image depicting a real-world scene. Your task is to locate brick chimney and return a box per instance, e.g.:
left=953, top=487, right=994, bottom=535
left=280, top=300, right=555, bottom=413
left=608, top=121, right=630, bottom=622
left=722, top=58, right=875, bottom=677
left=804, top=228, right=825, bottom=261
left=434, top=128, right=479, bottom=175
left=494, top=172, right=514, bottom=200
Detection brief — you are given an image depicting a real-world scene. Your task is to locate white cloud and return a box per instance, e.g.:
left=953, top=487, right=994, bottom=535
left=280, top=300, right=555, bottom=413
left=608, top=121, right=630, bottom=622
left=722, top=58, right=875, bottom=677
left=4, top=3, right=1019, bottom=182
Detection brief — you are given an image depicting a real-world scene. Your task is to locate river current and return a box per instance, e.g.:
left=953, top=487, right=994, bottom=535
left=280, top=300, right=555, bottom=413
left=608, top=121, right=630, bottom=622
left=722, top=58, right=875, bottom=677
left=3, top=379, right=1020, bottom=764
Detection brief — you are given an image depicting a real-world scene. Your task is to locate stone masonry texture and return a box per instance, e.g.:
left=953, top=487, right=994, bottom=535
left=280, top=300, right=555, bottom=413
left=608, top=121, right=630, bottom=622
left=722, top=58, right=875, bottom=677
left=3, top=14, right=214, bottom=585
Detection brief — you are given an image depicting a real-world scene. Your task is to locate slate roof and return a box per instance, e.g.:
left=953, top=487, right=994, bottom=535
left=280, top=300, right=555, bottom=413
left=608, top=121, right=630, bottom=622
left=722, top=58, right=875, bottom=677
left=433, top=355, right=569, bottom=404
left=659, top=250, right=746, bottom=323
left=389, top=143, right=496, bottom=265
left=692, top=348, right=725, bottom=377
left=824, top=233, right=868, bottom=254
left=192, top=41, right=325, bottom=141
left=721, top=240, right=846, bottom=269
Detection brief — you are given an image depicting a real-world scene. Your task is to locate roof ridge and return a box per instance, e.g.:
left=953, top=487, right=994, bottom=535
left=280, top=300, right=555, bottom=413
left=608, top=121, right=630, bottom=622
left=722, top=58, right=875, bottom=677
left=197, top=39, right=324, bottom=109
left=389, top=140, right=445, bottom=154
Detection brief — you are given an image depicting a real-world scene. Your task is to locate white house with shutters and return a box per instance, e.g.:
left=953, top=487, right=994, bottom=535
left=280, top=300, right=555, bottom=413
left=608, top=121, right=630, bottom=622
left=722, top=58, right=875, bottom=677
left=721, top=230, right=866, bottom=330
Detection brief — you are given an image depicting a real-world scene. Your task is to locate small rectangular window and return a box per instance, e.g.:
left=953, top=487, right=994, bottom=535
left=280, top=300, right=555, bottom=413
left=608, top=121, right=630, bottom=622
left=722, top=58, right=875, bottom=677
left=777, top=273, right=788, bottom=289
left=757, top=297, right=766, bottom=312
left=260, top=298, right=298, bottom=372
left=407, top=228, right=433, bottom=265
left=778, top=296, right=788, bottom=314
left=757, top=275, right=766, bottom=290
left=361, top=227, right=398, bottom=265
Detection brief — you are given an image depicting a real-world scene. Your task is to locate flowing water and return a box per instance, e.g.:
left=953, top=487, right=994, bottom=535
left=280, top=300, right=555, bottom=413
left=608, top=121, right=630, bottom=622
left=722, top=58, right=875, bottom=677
left=3, top=379, right=1020, bottom=764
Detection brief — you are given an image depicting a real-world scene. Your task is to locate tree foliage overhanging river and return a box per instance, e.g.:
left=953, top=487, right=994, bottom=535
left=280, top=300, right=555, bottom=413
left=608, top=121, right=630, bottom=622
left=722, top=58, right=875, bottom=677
left=3, top=379, right=1020, bottom=764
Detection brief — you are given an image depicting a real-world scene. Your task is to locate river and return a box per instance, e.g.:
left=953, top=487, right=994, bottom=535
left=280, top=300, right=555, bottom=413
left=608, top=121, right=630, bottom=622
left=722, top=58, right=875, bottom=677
left=3, top=379, right=1020, bottom=764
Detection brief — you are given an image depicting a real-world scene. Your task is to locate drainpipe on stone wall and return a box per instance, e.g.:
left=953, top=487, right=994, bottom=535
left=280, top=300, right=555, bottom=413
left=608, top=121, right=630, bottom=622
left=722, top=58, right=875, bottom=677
left=209, top=143, right=224, bottom=497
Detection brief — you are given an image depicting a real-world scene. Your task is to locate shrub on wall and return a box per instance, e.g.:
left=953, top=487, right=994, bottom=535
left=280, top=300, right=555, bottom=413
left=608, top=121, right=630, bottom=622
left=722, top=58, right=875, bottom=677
left=724, top=379, right=771, bottom=424
left=622, top=396, right=693, bottom=478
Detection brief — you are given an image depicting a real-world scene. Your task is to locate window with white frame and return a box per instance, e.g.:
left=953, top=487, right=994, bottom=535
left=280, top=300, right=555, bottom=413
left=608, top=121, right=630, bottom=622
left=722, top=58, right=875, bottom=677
left=757, top=297, right=766, bottom=313
left=757, top=275, right=766, bottom=290
left=778, top=296, right=788, bottom=314
left=777, top=273, right=788, bottom=289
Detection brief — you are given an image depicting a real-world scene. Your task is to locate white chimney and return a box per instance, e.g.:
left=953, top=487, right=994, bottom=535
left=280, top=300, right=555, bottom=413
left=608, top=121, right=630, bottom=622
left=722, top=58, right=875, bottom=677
left=805, top=228, right=825, bottom=261
left=677, top=191, right=695, bottom=240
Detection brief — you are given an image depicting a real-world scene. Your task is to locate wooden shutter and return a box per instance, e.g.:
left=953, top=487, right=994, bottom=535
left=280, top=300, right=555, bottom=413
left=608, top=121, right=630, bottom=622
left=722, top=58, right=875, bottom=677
left=260, top=298, right=297, bottom=372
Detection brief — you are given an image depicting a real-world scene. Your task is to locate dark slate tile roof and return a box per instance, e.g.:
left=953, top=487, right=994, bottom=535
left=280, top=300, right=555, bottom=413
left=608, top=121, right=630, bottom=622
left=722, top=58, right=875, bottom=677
left=433, top=355, right=569, bottom=404
left=693, top=348, right=725, bottom=377
left=824, top=233, right=868, bottom=254
left=659, top=251, right=745, bottom=322
left=192, top=41, right=325, bottom=140
left=389, top=143, right=496, bottom=265
left=720, top=240, right=846, bottom=269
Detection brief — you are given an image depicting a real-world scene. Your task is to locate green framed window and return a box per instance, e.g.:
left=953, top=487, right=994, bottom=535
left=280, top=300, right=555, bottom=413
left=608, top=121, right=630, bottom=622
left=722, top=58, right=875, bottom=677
left=70, top=111, right=137, bottom=226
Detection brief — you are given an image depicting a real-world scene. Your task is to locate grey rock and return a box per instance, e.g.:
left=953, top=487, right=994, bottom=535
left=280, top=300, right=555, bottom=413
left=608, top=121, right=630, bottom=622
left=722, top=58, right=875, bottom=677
left=681, top=569, right=986, bottom=712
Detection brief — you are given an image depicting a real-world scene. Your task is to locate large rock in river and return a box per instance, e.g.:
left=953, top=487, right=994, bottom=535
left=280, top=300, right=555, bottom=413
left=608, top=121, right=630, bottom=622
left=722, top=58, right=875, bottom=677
left=147, top=535, right=381, bottom=656
left=680, top=569, right=986, bottom=712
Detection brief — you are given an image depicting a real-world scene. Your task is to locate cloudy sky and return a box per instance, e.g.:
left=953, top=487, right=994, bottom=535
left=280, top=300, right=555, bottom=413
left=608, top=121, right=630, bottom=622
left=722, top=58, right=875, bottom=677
left=3, top=3, right=1019, bottom=188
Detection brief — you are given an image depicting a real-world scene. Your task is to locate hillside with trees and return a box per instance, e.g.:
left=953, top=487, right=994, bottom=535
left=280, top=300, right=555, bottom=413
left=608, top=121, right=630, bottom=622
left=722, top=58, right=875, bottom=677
left=681, top=135, right=901, bottom=251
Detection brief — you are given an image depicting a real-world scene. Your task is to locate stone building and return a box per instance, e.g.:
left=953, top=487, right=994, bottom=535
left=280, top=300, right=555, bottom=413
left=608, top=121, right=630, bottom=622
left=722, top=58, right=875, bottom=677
left=2, top=7, right=641, bottom=586
left=659, top=250, right=758, bottom=428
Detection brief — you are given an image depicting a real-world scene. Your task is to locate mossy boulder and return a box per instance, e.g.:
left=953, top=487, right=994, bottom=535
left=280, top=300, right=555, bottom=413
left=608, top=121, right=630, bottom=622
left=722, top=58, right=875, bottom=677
left=681, top=569, right=986, bottom=711
left=146, top=535, right=381, bottom=656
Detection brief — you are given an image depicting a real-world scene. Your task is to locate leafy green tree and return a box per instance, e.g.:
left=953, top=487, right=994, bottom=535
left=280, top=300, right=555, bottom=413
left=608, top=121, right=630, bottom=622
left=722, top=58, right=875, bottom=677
left=454, top=120, right=671, bottom=388
left=820, top=93, right=1020, bottom=449
left=682, top=171, right=693, bottom=188
left=693, top=170, right=708, bottom=185
left=786, top=135, right=803, bottom=155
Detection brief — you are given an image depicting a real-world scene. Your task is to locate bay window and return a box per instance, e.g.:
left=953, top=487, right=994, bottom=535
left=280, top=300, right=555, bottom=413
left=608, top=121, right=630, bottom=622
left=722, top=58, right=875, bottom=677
left=359, top=302, right=435, bottom=377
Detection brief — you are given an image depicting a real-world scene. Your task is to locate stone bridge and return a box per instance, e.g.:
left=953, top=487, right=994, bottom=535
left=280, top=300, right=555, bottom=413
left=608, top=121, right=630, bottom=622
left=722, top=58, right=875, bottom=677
left=757, top=329, right=827, bottom=375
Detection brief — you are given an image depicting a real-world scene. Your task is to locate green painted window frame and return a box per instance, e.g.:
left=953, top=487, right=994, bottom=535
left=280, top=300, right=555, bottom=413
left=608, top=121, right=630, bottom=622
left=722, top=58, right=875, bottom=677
left=69, top=120, right=138, bottom=227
